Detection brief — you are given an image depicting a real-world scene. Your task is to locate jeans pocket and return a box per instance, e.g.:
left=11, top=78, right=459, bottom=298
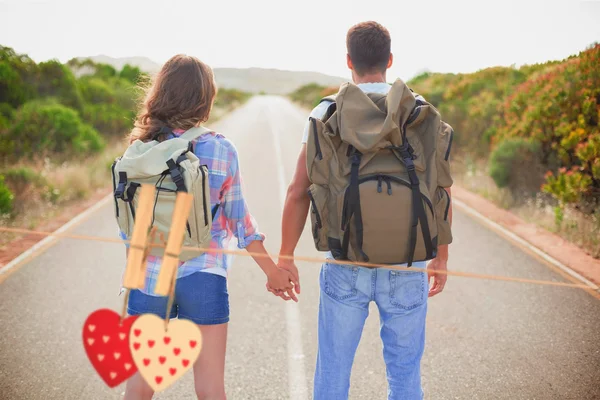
left=389, top=270, right=426, bottom=310
left=322, top=262, right=359, bottom=301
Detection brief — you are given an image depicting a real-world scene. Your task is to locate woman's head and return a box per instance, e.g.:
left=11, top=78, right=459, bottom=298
left=130, top=54, right=217, bottom=143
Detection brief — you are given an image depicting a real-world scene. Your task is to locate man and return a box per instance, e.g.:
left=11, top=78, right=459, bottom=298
left=277, top=21, right=453, bottom=399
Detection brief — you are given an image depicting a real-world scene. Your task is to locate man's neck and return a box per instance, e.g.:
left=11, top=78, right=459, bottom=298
left=353, top=72, right=387, bottom=85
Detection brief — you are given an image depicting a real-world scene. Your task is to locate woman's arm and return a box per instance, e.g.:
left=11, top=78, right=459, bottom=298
left=220, top=142, right=298, bottom=301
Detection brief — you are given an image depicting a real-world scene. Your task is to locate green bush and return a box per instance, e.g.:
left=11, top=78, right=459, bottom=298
left=78, top=76, right=116, bottom=104
left=496, top=44, right=600, bottom=207
left=36, top=60, right=84, bottom=111
left=0, top=103, right=14, bottom=130
left=489, top=139, right=543, bottom=194
left=289, top=83, right=338, bottom=108
left=0, top=175, right=14, bottom=215
left=4, top=100, right=105, bottom=159
left=119, top=64, right=143, bottom=84
left=83, top=103, right=134, bottom=135
left=0, top=46, right=37, bottom=108
left=214, top=88, right=251, bottom=109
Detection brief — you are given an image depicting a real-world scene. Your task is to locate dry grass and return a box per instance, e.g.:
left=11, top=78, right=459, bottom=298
left=0, top=140, right=126, bottom=245
left=453, top=153, right=600, bottom=258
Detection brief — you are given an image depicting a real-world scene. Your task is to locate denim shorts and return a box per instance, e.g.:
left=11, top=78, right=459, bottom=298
left=127, top=271, right=229, bottom=325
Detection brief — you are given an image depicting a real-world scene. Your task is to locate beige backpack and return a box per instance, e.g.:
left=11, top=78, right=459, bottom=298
left=112, top=127, right=212, bottom=261
left=306, top=79, right=453, bottom=266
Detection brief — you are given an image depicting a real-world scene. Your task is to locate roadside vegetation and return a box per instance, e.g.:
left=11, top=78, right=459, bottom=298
left=290, top=44, right=600, bottom=257
left=0, top=45, right=250, bottom=245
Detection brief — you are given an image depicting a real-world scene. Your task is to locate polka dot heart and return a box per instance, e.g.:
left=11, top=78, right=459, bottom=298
left=82, top=309, right=139, bottom=387
left=129, top=314, right=202, bottom=392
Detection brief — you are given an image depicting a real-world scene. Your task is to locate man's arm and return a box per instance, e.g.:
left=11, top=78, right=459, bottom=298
left=428, top=187, right=452, bottom=297
left=277, top=144, right=312, bottom=293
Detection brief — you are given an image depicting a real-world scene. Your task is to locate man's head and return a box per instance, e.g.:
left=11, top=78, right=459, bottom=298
left=346, top=21, right=393, bottom=83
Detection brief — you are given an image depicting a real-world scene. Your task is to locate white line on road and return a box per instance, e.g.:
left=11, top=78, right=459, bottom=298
left=0, top=195, right=113, bottom=279
left=453, top=198, right=599, bottom=291
left=269, top=100, right=310, bottom=400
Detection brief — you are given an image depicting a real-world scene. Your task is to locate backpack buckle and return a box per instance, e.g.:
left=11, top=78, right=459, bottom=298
left=404, top=156, right=416, bottom=171
left=166, top=159, right=187, bottom=192
left=114, top=171, right=127, bottom=198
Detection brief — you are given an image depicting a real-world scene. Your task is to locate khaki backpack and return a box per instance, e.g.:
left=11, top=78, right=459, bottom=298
left=112, top=127, right=212, bottom=261
left=306, top=79, right=453, bottom=266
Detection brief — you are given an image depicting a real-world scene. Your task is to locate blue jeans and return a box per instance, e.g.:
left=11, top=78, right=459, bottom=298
left=314, top=262, right=428, bottom=400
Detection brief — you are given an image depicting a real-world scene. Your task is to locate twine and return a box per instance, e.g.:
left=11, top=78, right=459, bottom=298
left=0, top=226, right=592, bottom=290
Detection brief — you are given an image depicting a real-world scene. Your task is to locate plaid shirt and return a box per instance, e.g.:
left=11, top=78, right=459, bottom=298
left=120, top=130, right=264, bottom=295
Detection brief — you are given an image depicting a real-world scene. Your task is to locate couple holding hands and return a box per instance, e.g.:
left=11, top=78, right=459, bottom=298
left=118, top=20, right=452, bottom=400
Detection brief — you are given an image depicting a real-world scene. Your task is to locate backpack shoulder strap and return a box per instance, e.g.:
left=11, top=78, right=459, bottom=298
left=319, top=94, right=337, bottom=105
left=179, top=126, right=213, bottom=141
left=319, top=95, right=338, bottom=122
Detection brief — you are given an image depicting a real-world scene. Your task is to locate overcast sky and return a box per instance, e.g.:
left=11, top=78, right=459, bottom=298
left=1, top=0, right=599, bottom=80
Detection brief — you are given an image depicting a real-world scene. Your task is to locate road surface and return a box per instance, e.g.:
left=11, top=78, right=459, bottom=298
left=1, top=96, right=599, bottom=400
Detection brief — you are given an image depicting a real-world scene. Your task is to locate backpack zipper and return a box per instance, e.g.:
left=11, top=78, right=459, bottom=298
left=307, top=190, right=323, bottom=229
left=357, top=174, right=434, bottom=214
left=442, top=188, right=451, bottom=220
left=199, top=166, right=209, bottom=226
left=310, top=117, right=323, bottom=160
left=111, top=160, right=119, bottom=217
left=445, top=129, right=454, bottom=161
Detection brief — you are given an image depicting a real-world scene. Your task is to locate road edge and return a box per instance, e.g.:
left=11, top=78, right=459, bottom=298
left=0, top=194, right=112, bottom=284
left=452, top=185, right=600, bottom=294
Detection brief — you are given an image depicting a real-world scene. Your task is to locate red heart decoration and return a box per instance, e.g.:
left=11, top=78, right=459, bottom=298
left=82, top=309, right=138, bottom=387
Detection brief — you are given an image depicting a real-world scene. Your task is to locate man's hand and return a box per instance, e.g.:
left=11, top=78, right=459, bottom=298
left=277, top=257, right=301, bottom=294
left=266, top=268, right=298, bottom=302
left=427, top=256, right=447, bottom=297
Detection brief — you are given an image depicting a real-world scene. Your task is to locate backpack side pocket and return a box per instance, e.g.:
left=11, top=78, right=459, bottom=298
left=434, top=186, right=452, bottom=245
left=306, top=117, right=334, bottom=185
left=308, top=184, right=329, bottom=252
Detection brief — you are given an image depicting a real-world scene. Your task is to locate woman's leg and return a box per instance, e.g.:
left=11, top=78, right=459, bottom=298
left=193, top=323, right=228, bottom=400
left=124, top=372, right=154, bottom=400
left=123, top=289, right=177, bottom=400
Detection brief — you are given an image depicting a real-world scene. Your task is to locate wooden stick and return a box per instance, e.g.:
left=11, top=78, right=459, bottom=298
left=122, top=185, right=156, bottom=289
left=154, top=192, right=194, bottom=295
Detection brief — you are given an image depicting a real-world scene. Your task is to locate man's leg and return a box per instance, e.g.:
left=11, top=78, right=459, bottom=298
left=375, top=267, right=428, bottom=400
left=314, top=263, right=372, bottom=400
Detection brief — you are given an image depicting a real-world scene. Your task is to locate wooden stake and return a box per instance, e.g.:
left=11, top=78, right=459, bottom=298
left=154, top=192, right=194, bottom=296
left=122, top=185, right=156, bottom=289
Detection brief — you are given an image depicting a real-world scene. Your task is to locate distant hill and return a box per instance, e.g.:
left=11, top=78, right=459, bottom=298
left=76, top=55, right=162, bottom=74
left=76, top=55, right=348, bottom=94
left=212, top=67, right=347, bottom=94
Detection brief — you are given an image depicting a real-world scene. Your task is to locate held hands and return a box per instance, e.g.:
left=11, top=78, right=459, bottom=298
left=265, top=257, right=301, bottom=302
left=266, top=268, right=299, bottom=302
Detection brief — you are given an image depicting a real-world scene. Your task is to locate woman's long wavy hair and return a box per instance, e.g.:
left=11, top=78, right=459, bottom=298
left=130, top=54, right=217, bottom=143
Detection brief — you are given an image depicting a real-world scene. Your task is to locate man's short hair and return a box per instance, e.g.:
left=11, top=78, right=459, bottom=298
left=346, top=21, right=391, bottom=75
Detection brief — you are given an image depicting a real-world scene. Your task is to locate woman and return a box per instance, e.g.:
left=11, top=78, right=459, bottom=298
left=122, top=54, right=298, bottom=400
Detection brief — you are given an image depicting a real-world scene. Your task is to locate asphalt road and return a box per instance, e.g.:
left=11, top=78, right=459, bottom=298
left=1, top=96, right=599, bottom=400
